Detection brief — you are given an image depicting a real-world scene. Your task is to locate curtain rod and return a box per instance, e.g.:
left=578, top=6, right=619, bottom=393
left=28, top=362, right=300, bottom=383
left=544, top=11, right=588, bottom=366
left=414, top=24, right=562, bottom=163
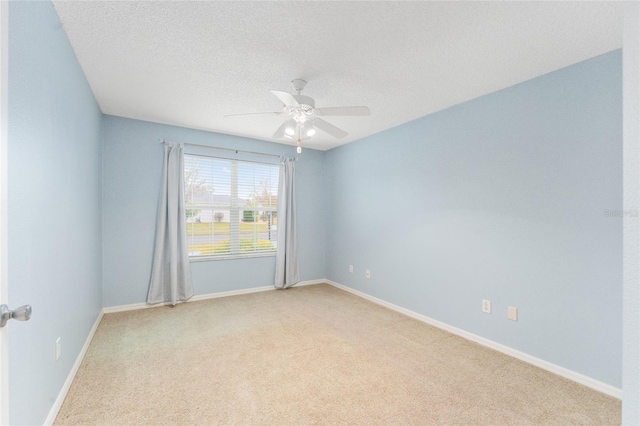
left=159, top=138, right=286, bottom=159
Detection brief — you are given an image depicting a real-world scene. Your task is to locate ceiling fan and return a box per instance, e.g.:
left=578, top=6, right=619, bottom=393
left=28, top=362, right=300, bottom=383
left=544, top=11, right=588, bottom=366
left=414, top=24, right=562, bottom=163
left=225, top=79, right=371, bottom=152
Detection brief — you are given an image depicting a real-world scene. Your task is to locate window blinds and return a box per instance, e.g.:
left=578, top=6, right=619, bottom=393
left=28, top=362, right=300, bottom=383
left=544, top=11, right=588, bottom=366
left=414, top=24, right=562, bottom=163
left=184, top=154, right=279, bottom=258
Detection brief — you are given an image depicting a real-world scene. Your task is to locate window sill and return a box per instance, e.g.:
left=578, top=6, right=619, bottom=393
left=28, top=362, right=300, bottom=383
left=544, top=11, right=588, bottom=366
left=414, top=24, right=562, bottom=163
left=189, top=252, right=276, bottom=262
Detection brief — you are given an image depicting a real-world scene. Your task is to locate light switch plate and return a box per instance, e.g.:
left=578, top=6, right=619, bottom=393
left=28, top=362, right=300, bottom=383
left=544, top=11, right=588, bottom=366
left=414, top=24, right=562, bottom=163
left=55, top=337, right=61, bottom=360
left=508, top=306, right=518, bottom=321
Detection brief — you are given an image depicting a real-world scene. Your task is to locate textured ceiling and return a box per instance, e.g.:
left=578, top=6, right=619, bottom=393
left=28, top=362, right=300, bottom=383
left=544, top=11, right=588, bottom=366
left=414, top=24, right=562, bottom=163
left=52, top=1, right=622, bottom=151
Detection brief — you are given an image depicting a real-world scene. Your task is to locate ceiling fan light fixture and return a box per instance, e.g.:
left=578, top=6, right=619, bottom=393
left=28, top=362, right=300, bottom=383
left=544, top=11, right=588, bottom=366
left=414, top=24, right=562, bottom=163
left=302, top=121, right=316, bottom=137
left=284, top=119, right=296, bottom=137
left=294, top=111, right=308, bottom=123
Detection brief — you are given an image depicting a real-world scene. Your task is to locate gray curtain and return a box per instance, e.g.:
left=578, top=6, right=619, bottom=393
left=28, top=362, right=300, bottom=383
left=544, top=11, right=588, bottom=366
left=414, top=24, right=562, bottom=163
left=274, top=157, right=300, bottom=289
left=147, top=142, right=194, bottom=305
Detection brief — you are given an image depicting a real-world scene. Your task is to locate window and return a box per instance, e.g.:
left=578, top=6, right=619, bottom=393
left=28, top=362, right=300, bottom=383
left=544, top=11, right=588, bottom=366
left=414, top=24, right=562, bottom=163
left=184, top=154, right=279, bottom=259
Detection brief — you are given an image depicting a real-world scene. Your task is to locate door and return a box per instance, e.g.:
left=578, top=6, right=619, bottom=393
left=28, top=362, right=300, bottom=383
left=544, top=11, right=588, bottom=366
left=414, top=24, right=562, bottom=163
left=1, top=1, right=8, bottom=423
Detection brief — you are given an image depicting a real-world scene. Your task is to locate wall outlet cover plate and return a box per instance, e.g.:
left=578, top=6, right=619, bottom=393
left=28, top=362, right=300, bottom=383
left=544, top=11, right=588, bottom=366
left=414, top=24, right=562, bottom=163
left=482, top=300, right=491, bottom=314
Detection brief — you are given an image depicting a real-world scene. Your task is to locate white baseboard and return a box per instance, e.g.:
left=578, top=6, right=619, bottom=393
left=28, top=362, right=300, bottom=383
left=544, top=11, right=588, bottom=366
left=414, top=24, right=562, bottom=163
left=44, top=309, right=104, bottom=426
left=292, top=279, right=326, bottom=287
left=324, top=279, right=622, bottom=400
left=103, top=279, right=326, bottom=314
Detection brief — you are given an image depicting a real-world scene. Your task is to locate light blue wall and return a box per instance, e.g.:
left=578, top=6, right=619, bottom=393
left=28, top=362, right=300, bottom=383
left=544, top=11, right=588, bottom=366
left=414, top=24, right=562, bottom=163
left=8, top=2, right=103, bottom=425
left=102, top=116, right=326, bottom=307
left=326, top=51, right=622, bottom=387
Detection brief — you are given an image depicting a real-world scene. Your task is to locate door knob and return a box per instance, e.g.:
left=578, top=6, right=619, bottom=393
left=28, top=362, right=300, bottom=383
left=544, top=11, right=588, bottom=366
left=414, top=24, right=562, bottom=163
left=0, top=304, right=32, bottom=328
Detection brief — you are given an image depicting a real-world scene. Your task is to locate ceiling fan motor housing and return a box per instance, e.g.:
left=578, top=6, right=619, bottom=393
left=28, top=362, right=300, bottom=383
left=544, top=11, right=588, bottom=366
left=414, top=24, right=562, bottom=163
left=290, top=79, right=315, bottom=109
left=293, top=95, right=315, bottom=109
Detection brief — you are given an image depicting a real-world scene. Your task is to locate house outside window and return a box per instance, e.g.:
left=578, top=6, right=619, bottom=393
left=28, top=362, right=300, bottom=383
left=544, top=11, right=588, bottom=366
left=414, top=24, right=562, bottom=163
left=184, top=154, right=279, bottom=259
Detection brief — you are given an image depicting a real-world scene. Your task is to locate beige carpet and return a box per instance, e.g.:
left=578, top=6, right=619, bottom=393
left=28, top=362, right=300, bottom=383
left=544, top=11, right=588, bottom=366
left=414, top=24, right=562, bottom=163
left=55, top=284, right=620, bottom=425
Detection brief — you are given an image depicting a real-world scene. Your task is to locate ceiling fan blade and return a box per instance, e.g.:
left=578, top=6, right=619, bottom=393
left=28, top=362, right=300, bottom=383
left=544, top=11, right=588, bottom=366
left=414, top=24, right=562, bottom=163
left=272, top=121, right=289, bottom=139
left=271, top=90, right=300, bottom=107
left=314, top=106, right=371, bottom=116
left=224, top=111, right=282, bottom=118
left=313, top=118, right=348, bottom=139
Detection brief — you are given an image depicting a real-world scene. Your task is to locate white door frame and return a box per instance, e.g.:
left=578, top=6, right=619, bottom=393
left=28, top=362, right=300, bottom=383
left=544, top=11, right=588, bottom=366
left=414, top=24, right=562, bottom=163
left=623, top=2, right=640, bottom=423
left=0, top=0, right=9, bottom=424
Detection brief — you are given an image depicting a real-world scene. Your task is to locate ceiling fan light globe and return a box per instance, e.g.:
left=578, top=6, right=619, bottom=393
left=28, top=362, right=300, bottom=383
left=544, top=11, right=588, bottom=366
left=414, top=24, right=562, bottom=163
left=300, top=121, right=315, bottom=138
left=284, top=118, right=296, bottom=136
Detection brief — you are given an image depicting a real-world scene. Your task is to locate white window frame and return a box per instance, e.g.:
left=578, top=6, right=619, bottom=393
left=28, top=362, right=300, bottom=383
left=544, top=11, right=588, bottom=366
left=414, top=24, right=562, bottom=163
left=184, top=153, right=279, bottom=262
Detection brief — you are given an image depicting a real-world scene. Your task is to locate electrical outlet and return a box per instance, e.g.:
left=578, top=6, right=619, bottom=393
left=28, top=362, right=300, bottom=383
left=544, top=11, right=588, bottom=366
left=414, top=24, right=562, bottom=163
left=508, top=306, right=518, bottom=321
left=55, top=337, right=61, bottom=361
left=349, top=265, right=353, bottom=273
left=482, top=300, right=491, bottom=314
left=365, top=269, right=371, bottom=279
